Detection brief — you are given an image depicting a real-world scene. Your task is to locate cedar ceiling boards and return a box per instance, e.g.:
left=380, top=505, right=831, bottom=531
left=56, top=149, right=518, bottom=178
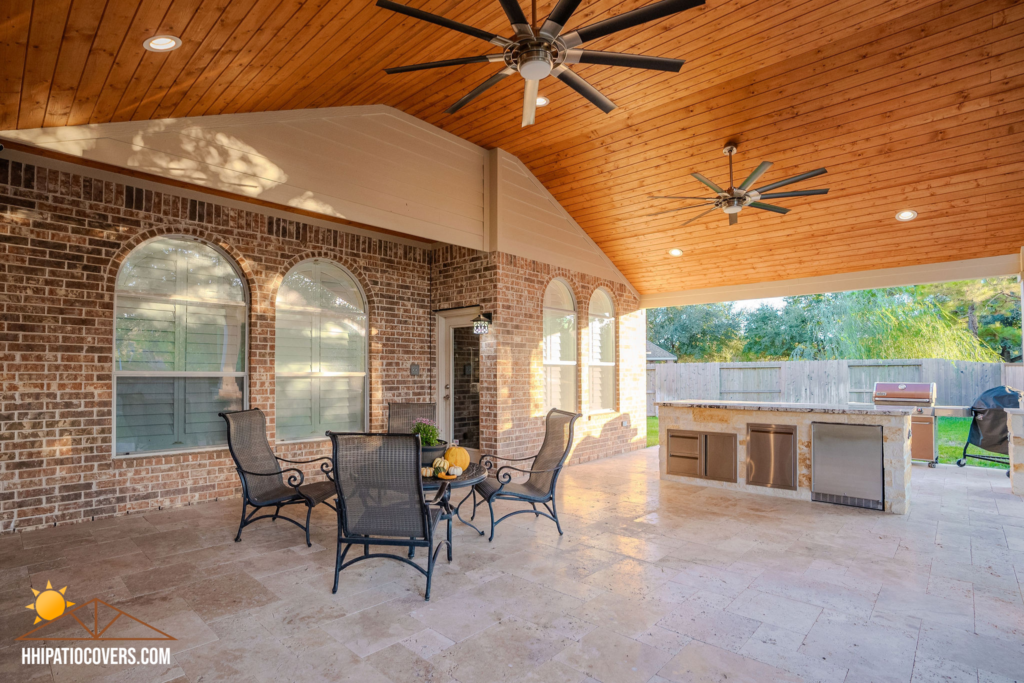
left=1, top=0, right=1022, bottom=300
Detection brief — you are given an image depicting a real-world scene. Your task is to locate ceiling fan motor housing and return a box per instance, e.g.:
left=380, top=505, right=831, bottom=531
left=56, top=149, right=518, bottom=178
left=515, top=41, right=556, bottom=80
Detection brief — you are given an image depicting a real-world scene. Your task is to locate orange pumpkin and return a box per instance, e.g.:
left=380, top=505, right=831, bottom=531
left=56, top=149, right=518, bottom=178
left=444, top=446, right=470, bottom=471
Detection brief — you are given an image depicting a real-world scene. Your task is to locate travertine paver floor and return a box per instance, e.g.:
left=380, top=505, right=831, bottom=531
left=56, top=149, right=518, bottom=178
left=2, top=447, right=1023, bottom=682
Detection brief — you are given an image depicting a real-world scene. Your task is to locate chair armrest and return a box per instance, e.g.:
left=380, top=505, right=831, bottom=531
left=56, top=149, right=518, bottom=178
left=495, top=464, right=561, bottom=483
left=237, top=466, right=305, bottom=489
left=480, top=453, right=536, bottom=471
left=427, top=481, right=449, bottom=505
left=275, top=455, right=334, bottom=480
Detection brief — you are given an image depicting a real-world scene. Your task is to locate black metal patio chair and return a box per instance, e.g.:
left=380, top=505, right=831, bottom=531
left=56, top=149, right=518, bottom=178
left=387, top=402, right=436, bottom=433
left=220, top=409, right=337, bottom=547
left=327, top=432, right=452, bottom=600
left=472, top=408, right=580, bottom=542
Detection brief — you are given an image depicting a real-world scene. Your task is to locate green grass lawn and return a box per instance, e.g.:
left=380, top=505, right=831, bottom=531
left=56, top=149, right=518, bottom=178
left=646, top=415, right=1008, bottom=470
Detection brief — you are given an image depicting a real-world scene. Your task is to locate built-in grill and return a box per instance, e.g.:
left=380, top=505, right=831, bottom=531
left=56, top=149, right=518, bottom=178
left=872, top=382, right=936, bottom=406
left=872, top=382, right=937, bottom=465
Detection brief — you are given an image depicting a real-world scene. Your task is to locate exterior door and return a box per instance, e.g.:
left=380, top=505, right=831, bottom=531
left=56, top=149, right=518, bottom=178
left=435, top=307, right=480, bottom=445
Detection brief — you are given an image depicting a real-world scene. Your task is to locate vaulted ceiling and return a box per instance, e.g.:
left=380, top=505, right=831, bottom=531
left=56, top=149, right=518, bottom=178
left=2, top=0, right=1022, bottom=296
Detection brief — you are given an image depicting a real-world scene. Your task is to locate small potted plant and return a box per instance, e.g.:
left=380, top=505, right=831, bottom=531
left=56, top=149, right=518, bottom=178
left=411, top=418, right=447, bottom=466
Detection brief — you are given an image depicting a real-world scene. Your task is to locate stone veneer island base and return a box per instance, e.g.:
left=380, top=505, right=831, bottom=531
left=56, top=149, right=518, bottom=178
left=658, top=401, right=914, bottom=515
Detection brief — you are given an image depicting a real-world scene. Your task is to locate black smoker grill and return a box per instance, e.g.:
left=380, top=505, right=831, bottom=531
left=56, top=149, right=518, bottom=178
left=956, top=385, right=1020, bottom=477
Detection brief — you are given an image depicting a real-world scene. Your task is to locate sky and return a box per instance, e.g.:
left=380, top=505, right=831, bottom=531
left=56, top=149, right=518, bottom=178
left=732, top=297, right=786, bottom=312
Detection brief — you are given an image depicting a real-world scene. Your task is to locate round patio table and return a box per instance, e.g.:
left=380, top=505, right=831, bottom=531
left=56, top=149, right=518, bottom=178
left=422, top=462, right=487, bottom=536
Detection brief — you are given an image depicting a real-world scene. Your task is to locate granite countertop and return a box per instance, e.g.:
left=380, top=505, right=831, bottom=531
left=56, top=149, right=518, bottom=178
left=658, top=400, right=917, bottom=416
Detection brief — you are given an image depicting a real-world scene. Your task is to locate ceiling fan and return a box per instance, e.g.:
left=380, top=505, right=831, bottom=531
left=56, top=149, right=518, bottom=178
left=650, top=145, right=830, bottom=226
left=377, top=0, right=705, bottom=126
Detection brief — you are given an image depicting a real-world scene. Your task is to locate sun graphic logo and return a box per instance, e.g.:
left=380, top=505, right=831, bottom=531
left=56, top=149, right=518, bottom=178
left=26, top=581, right=74, bottom=625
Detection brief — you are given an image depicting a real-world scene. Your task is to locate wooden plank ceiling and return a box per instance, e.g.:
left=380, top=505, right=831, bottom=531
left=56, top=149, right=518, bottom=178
left=1, top=0, right=1022, bottom=295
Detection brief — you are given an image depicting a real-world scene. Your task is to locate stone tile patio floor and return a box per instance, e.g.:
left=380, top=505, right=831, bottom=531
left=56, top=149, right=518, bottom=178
left=1, top=447, right=1023, bottom=683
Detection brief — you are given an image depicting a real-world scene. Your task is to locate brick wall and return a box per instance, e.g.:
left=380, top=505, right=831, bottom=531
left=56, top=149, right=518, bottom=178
left=492, top=254, right=647, bottom=464
left=0, top=157, right=645, bottom=533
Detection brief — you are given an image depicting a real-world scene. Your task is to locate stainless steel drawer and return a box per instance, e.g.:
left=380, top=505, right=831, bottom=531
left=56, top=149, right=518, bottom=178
left=667, top=431, right=700, bottom=477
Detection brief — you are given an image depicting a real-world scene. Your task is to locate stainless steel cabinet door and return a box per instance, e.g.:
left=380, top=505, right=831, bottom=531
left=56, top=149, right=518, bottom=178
left=746, top=424, right=797, bottom=490
left=811, top=422, right=883, bottom=502
left=704, top=433, right=737, bottom=482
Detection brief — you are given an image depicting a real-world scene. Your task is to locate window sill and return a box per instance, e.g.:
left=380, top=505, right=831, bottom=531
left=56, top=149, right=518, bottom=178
left=586, top=409, right=617, bottom=418
left=274, top=435, right=331, bottom=446
left=114, top=444, right=227, bottom=460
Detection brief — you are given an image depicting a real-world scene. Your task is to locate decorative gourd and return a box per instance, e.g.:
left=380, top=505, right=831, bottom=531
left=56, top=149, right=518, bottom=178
left=421, top=467, right=435, bottom=478
left=444, top=446, right=470, bottom=471
left=437, top=472, right=457, bottom=480
left=447, top=466, right=463, bottom=477
left=432, top=458, right=449, bottom=476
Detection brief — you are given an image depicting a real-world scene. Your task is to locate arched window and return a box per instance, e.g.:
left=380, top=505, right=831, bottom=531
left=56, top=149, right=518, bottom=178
left=543, top=279, right=577, bottom=413
left=275, top=260, right=367, bottom=440
left=589, top=288, right=616, bottom=412
left=114, top=237, right=247, bottom=455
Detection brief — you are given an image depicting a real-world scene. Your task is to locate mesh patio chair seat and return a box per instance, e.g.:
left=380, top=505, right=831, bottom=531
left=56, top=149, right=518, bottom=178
left=327, top=432, right=452, bottom=600
left=220, top=409, right=336, bottom=547
left=470, top=408, right=580, bottom=541
left=387, top=402, right=436, bottom=433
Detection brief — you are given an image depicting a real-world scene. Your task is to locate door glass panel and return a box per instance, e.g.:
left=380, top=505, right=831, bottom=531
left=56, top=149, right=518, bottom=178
left=452, top=327, right=480, bottom=449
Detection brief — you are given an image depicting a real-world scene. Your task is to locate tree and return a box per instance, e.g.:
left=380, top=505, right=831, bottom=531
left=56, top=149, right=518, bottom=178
left=741, top=303, right=810, bottom=359
left=788, top=288, right=1001, bottom=362
left=917, top=278, right=1021, bottom=360
left=647, top=304, right=743, bottom=361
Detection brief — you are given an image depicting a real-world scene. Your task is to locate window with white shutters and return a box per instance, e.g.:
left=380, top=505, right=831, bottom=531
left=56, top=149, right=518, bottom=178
left=275, top=260, right=367, bottom=440
left=114, top=237, right=247, bottom=455
left=543, top=279, right=577, bottom=413
left=588, top=288, right=616, bottom=412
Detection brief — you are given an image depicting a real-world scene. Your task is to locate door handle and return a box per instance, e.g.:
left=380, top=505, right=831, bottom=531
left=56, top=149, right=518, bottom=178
left=443, top=394, right=450, bottom=401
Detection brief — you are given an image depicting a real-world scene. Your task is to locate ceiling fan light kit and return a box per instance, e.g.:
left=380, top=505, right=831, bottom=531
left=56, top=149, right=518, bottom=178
left=649, top=145, right=830, bottom=228
left=378, top=0, right=705, bottom=126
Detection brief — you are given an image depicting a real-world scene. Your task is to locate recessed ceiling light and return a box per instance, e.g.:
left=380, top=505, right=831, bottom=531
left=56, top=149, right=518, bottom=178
left=895, top=209, right=918, bottom=221
left=668, top=248, right=683, bottom=257
left=143, top=35, right=182, bottom=52
left=536, top=96, right=550, bottom=106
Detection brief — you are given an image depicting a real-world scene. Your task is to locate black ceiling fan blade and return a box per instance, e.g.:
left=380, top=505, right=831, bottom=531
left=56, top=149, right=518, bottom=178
left=497, top=0, right=532, bottom=35
left=376, top=0, right=508, bottom=46
left=649, top=204, right=714, bottom=216
left=565, top=49, right=684, bottom=72
left=552, top=65, right=616, bottom=113
left=691, top=172, right=724, bottom=194
left=385, top=55, right=502, bottom=74
left=648, top=195, right=713, bottom=200
left=757, top=189, right=830, bottom=200
left=754, top=168, right=827, bottom=194
left=561, top=0, right=705, bottom=48
left=729, top=213, right=738, bottom=226
left=749, top=201, right=790, bottom=215
left=679, top=206, right=718, bottom=227
left=738, top=161, right=772, bottom=191
left=539, top=0, right=585, bottom=40
left=445, top=66, right=516, bottom=114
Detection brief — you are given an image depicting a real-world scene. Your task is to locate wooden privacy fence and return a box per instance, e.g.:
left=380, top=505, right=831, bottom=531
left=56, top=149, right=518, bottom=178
left=649, top=359, right=1024, bottom=414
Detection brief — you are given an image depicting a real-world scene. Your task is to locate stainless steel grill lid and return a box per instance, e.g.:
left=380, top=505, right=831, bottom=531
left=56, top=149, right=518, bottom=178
left=872, top=382, right=936, bottom=405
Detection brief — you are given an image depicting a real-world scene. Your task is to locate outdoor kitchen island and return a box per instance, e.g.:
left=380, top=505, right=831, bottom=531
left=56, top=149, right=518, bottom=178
left=657, top=400, right=920, bottom=514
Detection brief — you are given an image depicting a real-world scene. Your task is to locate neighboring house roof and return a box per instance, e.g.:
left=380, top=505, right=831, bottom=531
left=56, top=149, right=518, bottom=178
left=646, top=341, right=677, bottom=362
